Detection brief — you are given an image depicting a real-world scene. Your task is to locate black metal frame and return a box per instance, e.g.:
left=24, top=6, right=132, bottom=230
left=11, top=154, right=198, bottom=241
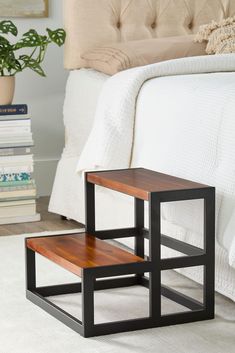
left=25, top=171, right=215, bottom=337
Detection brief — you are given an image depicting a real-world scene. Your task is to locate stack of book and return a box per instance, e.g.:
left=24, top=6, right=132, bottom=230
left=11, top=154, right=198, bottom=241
left=0, top=104, right=40, bottom=225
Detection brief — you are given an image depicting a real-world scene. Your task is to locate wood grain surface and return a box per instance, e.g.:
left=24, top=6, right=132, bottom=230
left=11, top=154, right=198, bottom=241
left=27, top=232, right=144, bottom=277
left=87, top=168, right=209, bottom=200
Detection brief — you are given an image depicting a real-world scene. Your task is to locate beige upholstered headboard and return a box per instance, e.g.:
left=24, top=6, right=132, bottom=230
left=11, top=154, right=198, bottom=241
left=64, top=0, right=235, bottom=69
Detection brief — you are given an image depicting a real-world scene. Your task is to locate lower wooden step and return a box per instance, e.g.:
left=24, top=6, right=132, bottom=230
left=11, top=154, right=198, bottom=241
left=26, top=232, right=144, bottom=277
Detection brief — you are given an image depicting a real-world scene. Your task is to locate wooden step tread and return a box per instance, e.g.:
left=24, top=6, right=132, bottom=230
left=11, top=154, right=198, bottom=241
left=87, top=168, right=209, bottom=201
left=27, top=232, right=144, bottom=277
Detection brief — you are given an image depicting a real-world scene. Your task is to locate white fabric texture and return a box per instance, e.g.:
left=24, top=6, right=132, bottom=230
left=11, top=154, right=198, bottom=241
left=77, top=54, right=235, bottom=170
left=76, top=54, right=235, bottom=268
left=130, top=71, right=235, bottom=268
left=62, top=68, right=109, bottom=159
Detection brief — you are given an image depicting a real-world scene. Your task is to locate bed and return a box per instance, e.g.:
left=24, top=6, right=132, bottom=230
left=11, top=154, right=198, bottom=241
left=49, top=0, right=235, bottom=301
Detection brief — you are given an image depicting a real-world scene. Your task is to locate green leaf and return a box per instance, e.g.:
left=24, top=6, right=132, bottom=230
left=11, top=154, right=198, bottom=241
left=0, top=35, right=12, bottom=50
left=39, top=35, right=49, bottom=45
left=14, top=29, right=41, bottom=49
left=0, top=49, right=21, bottom=75
left=30, top=63, right=46, bottom=77
left=47, top=28, right=66, bottom=47
left=0, top=23, right=65, bottom=77
left=18, top=54, right=30, bottom=62
left=6, top=56, right=22, bottom=72
left=13, top=59, right=22, bottom=72
left=0, top=37, right=14, bottom=74
left=19, top=55, right=46, bottom=77
left=0, top=20, right=18, bottom=36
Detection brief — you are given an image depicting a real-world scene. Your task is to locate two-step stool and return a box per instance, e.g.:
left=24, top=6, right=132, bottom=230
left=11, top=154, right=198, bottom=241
left=25, top=168, right=215, bottom=337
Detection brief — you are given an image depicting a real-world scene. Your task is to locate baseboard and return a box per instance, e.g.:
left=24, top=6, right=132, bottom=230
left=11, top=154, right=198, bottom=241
left=34, top=158, right=59, bottom=197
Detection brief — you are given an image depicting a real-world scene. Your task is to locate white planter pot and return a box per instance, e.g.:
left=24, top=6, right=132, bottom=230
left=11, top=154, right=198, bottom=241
left=0, top=76, right=15, bottom=105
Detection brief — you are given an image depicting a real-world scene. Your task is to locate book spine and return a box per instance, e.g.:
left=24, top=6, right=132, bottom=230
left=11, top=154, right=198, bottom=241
left=0, top=199, right=35, bottom=206
left=0, top=188, right=36, bottom=198
left=0, top=213, right=41, bottom=224
left=0, top=154, right=33, bottom=162
left=0, top=183, right=35, bottom=192
left=0, top=127, right=31, bottom=134
left=0, top=173, right=32, bottom=183
left=0, top=204, right=36, bottom=218
left=0, top=147, right=31, bottom=156
left=0, top=119, right=30, bottom=126
left=0, top=132, right=33, bottom=140
left=0, top=105, right=28, bottom=116
left=0, top=166, right=33, bottom=174
left=0, top=116, right=30, bottom=122
left=0, top=196, right=36, bottom=202
left=0, top=179, right=33, bottom=187
left=0, top=142, right=34, bottom=148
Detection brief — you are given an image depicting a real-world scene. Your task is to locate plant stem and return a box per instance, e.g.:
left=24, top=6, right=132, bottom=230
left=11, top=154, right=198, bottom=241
left=12, top=45, right=38, bottom=75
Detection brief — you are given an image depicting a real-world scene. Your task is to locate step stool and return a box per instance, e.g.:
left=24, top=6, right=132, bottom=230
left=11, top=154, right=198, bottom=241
left=25, top=168, right=215, bottom=337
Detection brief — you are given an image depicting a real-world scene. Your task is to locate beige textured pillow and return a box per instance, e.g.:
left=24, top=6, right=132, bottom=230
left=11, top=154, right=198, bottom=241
left=195, top=16, right=235, bottom=54
left=81, top=35, right=207, bottom=75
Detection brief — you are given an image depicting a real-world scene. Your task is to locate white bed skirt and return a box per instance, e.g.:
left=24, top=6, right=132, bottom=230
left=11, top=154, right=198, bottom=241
left=50, top=156, right=235, bottom=302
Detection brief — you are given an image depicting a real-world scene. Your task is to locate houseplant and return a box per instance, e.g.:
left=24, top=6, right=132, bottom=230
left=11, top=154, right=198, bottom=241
left=0, top=20, right=66, bottom=105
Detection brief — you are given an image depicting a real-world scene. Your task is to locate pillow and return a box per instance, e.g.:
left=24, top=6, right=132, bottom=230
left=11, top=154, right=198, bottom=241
left=81, top=35, right=207, bottom=75
left=195, top=16, right=235, bottom=54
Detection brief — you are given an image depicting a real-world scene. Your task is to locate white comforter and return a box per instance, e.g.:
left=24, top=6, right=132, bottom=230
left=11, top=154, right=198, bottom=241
left=77, top=54, right=235, bottom=268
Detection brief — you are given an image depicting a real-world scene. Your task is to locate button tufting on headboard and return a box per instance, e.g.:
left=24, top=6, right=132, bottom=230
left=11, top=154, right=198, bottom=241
left=188, top=22, right=193, bottom=30
left=64, top=0, right=235, bottom=70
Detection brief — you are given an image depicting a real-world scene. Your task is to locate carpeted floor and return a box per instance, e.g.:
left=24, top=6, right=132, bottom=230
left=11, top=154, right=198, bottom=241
left=0, top=230, right=235, bottom=353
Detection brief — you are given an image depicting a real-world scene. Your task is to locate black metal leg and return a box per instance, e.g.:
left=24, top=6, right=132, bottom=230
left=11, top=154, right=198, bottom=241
left=134, top=198, right=145, bottom=282
left=82, top=269, right=95, bottom=337
left=149, top=193, right=161, bottom=323
left=85, top=177, right=95, bottom=233
left=87, top=262, right=154, bottom=337
left=25, top=244, right=36, bottom=290
left=203, top=188, right=215, bottom=318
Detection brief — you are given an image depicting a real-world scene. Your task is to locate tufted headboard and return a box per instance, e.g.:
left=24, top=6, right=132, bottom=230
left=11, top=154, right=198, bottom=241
left=64, top=0, right=235, bottom=69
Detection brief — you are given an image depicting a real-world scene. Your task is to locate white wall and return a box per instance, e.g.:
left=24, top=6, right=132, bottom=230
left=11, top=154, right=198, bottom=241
left=1, top=0, right=68, bottom=196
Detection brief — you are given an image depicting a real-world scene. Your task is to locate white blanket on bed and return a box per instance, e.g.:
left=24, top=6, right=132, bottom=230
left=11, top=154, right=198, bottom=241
left=77, top=54, right=235, bottom=268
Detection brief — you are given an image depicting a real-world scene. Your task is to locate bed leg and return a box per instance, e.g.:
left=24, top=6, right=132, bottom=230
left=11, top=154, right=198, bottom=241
left=61, top=215, right=68, bottom=221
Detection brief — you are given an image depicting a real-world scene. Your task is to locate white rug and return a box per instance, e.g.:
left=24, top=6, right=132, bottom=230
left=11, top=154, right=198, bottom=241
left=0, top=230, right=235, bottom=353
left=11, top=228, right=84, bottom=237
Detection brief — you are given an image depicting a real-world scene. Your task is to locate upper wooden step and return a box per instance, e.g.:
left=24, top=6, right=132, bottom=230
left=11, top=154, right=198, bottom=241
left=87, top=168, right=209, bottom=201
left=27, top=232, right=144, bottom=277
